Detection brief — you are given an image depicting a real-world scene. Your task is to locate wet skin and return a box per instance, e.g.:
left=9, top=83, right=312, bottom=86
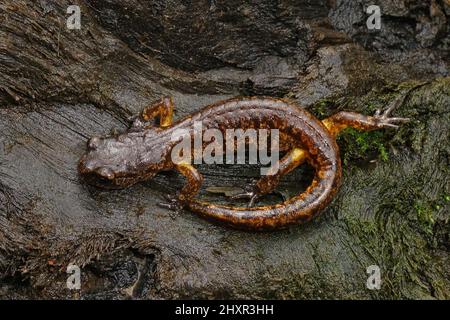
left=79, top=91, right=415, bottom=230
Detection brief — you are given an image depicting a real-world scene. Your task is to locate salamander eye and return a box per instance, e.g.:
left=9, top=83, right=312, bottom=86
left=97, top=167, right=115, bottom=180
left=88, top=137, right=101, bottom=150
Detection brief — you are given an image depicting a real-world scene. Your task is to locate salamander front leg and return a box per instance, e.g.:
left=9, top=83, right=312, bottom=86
left=231, top=148, right=308, bottom=207
left=130, top=96, right=174, bottom=130
left=158, top=163, right=203, bottom=213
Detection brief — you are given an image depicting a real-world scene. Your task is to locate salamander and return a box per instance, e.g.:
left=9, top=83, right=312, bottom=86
left=79, top=89, right=418, bottom=230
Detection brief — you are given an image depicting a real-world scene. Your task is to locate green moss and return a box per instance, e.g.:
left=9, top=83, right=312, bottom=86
left=326, top=79, right=449, bottom=299
left=337, top=127, right=390, bottom=164
left=414, top=202, right=435, bottom=236
left=310, top=98, right=335, bottom=117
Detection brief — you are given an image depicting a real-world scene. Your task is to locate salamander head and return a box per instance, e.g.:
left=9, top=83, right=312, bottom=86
left=78, top=132, right=166, bottom=189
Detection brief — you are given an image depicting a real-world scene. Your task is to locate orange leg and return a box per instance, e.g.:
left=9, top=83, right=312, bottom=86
left=231, top=148, right=308, bottom=207
left=175, top=163, right=203, bottom=202
left=322, top=94, right=410, bottom=136
left=131, top=96, right=174, bottom=129
left=159, top=163, right=203, bottom=212
left=321, top=84, right=429, bottom=136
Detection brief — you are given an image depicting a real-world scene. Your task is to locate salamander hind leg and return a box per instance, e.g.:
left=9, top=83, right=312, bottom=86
left=322, top=91, right=412, bottom=136
left=131, top=96, right=174, bottom=130
left=230, top=148, right=308, bottom=207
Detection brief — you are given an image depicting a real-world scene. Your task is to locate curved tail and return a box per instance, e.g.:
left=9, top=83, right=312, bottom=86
left=186, top=161, right=341, bottom=230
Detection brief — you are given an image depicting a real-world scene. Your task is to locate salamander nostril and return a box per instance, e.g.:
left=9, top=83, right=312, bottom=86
left=88, top=137, right=101, bottom=150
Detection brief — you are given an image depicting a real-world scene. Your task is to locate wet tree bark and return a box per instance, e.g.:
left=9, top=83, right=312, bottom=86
left=0, top=0, right=449, bottom=299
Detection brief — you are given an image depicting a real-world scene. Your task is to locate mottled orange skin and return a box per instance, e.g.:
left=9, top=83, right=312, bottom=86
left=79, top=94, right=412, bottom=231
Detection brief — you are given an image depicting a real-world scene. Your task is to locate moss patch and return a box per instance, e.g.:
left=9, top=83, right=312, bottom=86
left=338, top=128, right=390, bottom=165
left=414, top=202, right=436, bottom=236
